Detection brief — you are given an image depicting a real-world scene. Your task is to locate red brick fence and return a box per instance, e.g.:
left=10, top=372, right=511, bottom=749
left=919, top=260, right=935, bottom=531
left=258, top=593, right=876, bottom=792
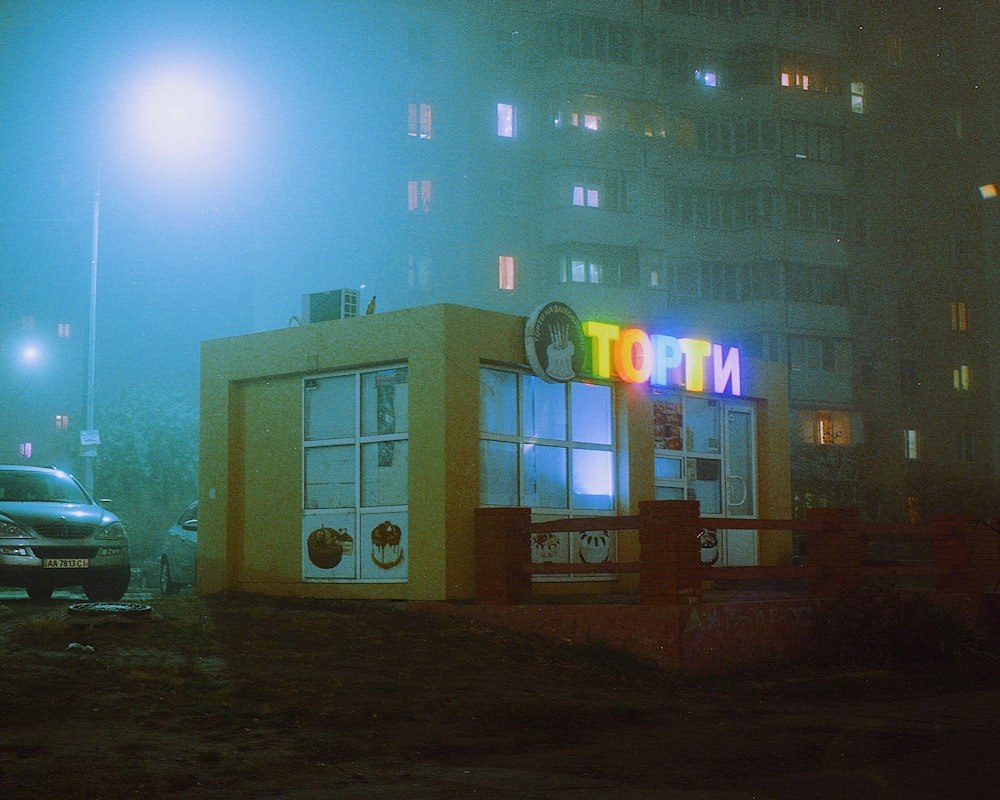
left=474, top=500, right=1000, bottom=604
left=443, top=500, right=1000, bottom=671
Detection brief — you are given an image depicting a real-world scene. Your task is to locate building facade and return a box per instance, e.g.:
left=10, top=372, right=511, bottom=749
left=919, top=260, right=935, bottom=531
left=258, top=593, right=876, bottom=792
left=330, top=0, right=1000, bottom=522
left=199, top=302, right=792, bottom=598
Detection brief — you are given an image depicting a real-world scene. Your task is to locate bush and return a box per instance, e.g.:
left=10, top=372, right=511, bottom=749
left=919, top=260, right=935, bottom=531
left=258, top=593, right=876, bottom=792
left=809, top=582, right=986, bottom=667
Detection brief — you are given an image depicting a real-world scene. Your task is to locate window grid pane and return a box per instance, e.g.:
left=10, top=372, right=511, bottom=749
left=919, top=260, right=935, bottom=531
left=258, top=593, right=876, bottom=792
left=303, top=366, right=408, bottom=583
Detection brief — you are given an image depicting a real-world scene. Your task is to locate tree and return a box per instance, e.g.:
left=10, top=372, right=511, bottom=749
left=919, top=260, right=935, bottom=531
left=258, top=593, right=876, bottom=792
left=93, top=382, right=198, bottom=574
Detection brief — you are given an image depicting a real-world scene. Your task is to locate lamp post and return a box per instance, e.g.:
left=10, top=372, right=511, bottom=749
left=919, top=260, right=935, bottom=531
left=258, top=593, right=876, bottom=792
left=79, top=64, right=235, bottom=495
left=82, top=175, right=101, bottom=494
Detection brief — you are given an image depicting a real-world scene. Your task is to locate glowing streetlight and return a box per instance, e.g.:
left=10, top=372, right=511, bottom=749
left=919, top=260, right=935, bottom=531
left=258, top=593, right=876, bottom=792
left=83, top=61, right=235, bottom=493
left=21, top=344, right=41, bottom=366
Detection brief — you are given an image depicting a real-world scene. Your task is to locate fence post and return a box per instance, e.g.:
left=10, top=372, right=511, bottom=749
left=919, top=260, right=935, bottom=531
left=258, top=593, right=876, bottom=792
left=474, top=506, right=531, bottom=604
left=639, top=499, right=702, bottom=606
left=806, top=507, right=863, bottom=597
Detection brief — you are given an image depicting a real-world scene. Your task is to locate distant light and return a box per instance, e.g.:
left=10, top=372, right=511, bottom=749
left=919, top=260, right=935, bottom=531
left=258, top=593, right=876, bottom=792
left=979, top=183, right=998, bottom=200
left=695, top=70, right=717, bottom=87
left=21, top=344, right=40, bottom=364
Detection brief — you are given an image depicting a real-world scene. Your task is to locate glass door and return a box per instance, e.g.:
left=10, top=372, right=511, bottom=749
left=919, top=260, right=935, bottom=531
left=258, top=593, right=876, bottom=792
left=652, top=393, right=757, bottom=565
left=718, top=402, right=757, bottom=566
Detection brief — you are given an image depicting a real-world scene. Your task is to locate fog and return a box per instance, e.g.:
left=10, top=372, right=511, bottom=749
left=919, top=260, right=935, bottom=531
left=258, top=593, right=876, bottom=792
left=1, top=0, right=397, bottom=398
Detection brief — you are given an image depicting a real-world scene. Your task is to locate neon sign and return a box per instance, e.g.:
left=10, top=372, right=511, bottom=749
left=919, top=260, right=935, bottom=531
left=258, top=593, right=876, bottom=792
left=583, top=321, right=741, bottom=396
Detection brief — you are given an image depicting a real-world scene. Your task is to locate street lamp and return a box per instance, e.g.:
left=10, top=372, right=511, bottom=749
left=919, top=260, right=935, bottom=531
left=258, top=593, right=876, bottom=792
left=81, top=64, right=235, bottom=494
left=81, top=174, right=101, bottom=493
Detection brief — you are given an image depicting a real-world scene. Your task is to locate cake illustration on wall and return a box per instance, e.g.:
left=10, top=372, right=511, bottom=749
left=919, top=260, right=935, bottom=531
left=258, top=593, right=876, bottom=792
left=371, top=520, right=404, bottom=569
left=306, top=526, right=354, bottom=569
left=531, top=531, right=561, bottom=562
left=578, top=530, right=611, bottom=563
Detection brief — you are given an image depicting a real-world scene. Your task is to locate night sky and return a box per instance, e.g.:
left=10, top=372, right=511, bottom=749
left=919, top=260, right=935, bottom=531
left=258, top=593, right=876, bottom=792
left=1, top=0, right=393, bottom=399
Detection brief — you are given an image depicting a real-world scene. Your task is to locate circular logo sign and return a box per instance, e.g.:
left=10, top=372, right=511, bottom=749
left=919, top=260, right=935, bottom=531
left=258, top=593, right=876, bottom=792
left=524, top=302, right=585, bottom=383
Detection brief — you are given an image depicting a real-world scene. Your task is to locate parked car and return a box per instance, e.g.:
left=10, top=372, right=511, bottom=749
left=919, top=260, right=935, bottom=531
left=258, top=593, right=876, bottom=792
left=0, top=465, right=131, bottom=601
left=158, top=501, right=197, bottom=594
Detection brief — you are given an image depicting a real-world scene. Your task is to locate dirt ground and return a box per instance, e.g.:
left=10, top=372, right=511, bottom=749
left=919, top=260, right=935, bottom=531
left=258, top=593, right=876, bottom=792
left=2, top=590, right=1000, bottom=800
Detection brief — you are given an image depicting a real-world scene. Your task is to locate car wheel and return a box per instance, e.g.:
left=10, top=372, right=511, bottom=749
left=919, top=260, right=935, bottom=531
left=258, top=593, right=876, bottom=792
left=83, top=568, right=130, bottom=602
left=159, top=558, right=178, bottom=595
left=25, top=580, right=54, bottom=601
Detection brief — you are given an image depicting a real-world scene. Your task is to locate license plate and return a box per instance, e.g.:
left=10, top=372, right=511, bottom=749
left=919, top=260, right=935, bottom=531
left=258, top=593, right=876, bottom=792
left=43, top=558, right=89, bottom=569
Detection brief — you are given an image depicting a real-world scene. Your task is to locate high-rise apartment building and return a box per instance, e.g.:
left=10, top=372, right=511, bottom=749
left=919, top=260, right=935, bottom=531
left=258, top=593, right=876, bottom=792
left=4, top=1, right=997, bottom=523
left=338, top=0, right=998, bottom=522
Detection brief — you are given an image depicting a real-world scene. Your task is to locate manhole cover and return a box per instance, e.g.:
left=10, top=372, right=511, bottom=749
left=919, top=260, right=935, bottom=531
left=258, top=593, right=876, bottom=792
left=67, top=602, right=153, bottom=618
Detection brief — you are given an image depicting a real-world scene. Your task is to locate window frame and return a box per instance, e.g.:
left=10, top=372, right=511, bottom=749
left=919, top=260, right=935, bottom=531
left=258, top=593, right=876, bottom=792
left=497, top=102, right=517, bottom=138
left=498, top=255, right=516, bottom=291
left=407, top=179, right=433, bottom=213
left=479, top=366, right=617, bottom=577
left=407, top=102, right=433, bottom=139
left=302, top=365, right=409, bottom=583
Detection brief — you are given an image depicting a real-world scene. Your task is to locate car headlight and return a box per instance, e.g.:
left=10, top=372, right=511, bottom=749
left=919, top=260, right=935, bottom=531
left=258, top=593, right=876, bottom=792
left=0, top=518, right=31, bottom=538
left=96, top=521, right=127, bottom=539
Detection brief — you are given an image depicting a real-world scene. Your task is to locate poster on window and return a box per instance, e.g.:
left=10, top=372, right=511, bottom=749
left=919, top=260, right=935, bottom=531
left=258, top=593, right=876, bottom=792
left=359, top=513, right=408, bottom=581
left=653, top=399, right=683, bottom=451
left=572, top=530, right=615, bottom=565
left=531, top=530, right=569, bottom=563
left=302, top=510, right=356, bottom=581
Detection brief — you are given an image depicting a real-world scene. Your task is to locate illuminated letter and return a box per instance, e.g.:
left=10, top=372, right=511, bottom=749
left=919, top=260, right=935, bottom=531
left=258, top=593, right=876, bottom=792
left=583, top=321, right=619, bottom=378
left=615, top=328, right=653, bottom=383
left=679, top=338, right=711, bottom=392
left=712, top=344, right=741, bottom=396
left=650, top=335, right=682, bottom=386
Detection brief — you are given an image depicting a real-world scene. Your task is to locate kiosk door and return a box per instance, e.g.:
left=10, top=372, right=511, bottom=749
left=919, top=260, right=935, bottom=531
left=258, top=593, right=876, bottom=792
left=653, top=394, right=758, bottom=565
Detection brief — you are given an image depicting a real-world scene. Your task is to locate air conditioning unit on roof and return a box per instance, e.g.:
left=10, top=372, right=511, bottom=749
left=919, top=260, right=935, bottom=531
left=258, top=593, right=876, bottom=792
left=301, top=289, right=359, bottom=323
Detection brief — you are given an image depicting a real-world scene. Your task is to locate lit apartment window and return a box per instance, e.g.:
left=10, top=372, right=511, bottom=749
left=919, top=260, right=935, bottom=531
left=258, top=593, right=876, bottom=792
left=953, top=365, right=970, bottom=392
left=796, top=409, right=852, bottom=445
left=58, top=322, right=71, bottom=337
left=497, top=103, right=516, bottom=138
left=498, top=255, right=515, bottom=290
left=407, top=180, right=432, bottom=212
left=572, top=185, right=600, bottom=208
left=694, top=69, right=717, bottom=87
left=407, top=103, right=432, bottom=139
left=780, top=53, right=837, bottom=93
left=850, top=82, right=865, bottom=114
left=564, top=111, right=595, bottom=129
left=781, top=71, right=809, bottom=90
left=554, top=96, right=602, bottom=131
left=563, top=258, right=609, bottom=283
left=19, top=442, right=31, bottom=458
left=951, top=301, right=968, bottom=331
left=55, top=415, right=69, bottom=432
left=904, top=429, right=919, bottom=460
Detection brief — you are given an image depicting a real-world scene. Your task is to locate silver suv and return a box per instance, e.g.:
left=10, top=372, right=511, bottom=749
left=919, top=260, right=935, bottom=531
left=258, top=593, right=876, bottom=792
left=0, top=465, right=131, bottom=601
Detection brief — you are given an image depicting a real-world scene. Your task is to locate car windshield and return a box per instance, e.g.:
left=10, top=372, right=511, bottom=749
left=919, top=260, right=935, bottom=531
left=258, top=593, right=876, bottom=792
left=0, top=471, right=91, bottom=504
